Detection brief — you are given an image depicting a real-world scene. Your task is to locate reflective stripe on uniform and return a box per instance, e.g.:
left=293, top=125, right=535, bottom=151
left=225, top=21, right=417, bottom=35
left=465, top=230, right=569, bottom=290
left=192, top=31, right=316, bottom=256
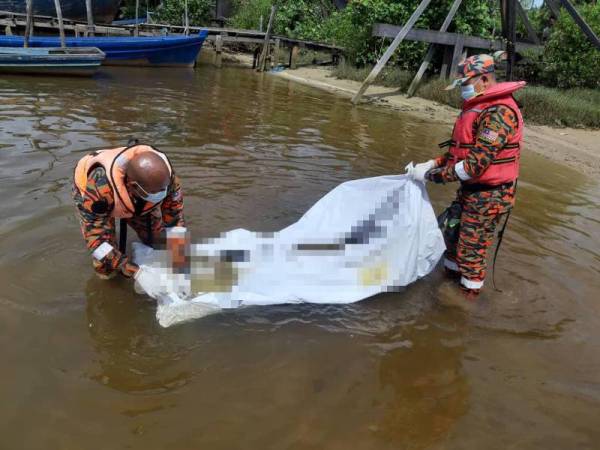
left=454, top=160, right=472, bottom=181
left=460, top=276, right=484, bottom=289
left=92, top=242, right=114, bottom=261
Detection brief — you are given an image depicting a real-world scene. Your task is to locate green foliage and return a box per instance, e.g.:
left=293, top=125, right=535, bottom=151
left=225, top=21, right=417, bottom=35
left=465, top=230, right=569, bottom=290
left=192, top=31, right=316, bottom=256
left=332, top=62, right=600, bottom=127
left=542, top=2, right=600, bottom=88
left=230, top=0, right=498, bottom=69
left=515, top=85, right=600, bottom=128
left=154, top=0, right=214, bottom=26
left=230, top=0, right=272, bottom=30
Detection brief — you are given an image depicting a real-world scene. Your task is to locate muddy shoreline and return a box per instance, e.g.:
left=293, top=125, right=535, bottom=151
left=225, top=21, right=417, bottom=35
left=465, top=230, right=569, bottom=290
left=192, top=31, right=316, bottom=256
left=270, top=66, right=600, bottom=178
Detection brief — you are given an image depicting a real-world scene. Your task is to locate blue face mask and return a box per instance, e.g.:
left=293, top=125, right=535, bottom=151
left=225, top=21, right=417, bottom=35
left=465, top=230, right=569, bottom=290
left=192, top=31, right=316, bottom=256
left=131, top=181, right=168, bottom=203
left=460, top=83, right=477, bottom=101
left=141, top=189, right=168, bottom=203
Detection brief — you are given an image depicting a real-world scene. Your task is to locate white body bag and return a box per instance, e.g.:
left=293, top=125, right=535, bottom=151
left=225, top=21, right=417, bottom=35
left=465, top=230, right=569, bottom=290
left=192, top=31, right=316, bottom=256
left=132, top=176, right=445, bottom=327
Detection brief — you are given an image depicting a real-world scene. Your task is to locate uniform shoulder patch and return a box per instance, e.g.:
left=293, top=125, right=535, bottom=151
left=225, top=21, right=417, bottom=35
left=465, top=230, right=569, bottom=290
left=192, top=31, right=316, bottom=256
left=479, top=128, right=499, bottom=144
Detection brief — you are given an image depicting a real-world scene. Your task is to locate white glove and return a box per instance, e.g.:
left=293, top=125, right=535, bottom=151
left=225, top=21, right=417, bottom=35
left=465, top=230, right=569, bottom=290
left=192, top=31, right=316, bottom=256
left=134, top=266, right=163, bottom=297
left=408, top=159, right=436, bottom=183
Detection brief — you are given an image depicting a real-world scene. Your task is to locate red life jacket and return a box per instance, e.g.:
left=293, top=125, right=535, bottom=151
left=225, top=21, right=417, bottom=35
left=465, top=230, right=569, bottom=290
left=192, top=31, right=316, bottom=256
left=74, top=144, right=172, bottom=219
left=441, top=81, right=526, bottom=186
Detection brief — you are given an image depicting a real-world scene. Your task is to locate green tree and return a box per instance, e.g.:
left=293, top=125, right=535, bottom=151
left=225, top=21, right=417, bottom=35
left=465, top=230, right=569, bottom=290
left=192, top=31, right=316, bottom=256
left=154, top=0, right=215, bottom=26
left=542, top=2, right=600, bottom=88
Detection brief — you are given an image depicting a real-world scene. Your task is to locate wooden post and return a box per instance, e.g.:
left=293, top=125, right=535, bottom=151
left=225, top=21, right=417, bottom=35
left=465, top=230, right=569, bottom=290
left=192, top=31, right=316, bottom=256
left=505, top=0, right=517, bottom=80
left=85, top=0, right=94, bottom=36
left=545, top=0, right=561, bottom=18
left=257, top=5, right=277, bottom=72
left=439, top=45, right=453, bottom=79
left=407, top=0, right=463, bottom=97
left=252, top=46, right=260, bottom=69
left=289, top=45, right=299, bottom=69
left=53, top=0, right=66, bottom=48
left=351, top=0, right=432, bottom=104
left=272, top=37, right=280, bottom=68
left=184, top=0, right=189, bottom=35
left=24, top=0, right=33, bottom=48
left=516, top=1, right=540, bottom=44
left=558, top=0, right=600, bottom=49
left=214, top=33, right=223, bottom=67
left=449, top=35, right=465, bottom=77
left=259, top=15, right=263, bottom=32
left=134, top=0, right=140, bottom=36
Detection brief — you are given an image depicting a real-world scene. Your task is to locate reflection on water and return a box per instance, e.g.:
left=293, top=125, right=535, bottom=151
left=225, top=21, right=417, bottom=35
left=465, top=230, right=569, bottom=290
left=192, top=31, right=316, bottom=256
left=0, top=65, right=599, bottom=449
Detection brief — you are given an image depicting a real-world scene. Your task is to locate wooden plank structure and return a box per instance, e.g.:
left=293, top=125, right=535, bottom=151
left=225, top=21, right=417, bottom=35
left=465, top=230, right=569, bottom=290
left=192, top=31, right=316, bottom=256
left=356, top=0, right=600, bottom=102
left=350, top=0, right=431, bottom=104
left=0, top=9, right=344, bottom=69
left=406, top=0, right=462, bottom=97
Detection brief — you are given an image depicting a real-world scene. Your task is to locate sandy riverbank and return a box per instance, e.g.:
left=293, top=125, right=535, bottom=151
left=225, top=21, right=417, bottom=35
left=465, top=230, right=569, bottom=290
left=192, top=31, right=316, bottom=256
left=272, top=66, right=600, bottom=177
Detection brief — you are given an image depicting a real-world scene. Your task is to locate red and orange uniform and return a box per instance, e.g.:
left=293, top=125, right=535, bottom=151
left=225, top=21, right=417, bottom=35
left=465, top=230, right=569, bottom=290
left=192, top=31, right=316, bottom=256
left=72, top=145, right=184, bottom=279
left=429, top=81, right=524, bottom=290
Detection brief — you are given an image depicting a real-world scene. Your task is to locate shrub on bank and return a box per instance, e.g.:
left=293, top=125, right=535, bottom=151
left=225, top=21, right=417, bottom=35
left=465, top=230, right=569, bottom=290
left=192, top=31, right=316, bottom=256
left=331, top=63, right=600, bottom=128
left=515, top=86, right=600, bottom=128
left=153, top=0, right=214, bottom=26
left=542, top=3, right=600, bottom=89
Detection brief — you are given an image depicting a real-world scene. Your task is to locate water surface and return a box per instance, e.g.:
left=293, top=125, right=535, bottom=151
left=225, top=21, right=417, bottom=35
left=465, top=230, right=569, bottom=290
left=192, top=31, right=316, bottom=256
left=1, top=65, right=599, bottom=449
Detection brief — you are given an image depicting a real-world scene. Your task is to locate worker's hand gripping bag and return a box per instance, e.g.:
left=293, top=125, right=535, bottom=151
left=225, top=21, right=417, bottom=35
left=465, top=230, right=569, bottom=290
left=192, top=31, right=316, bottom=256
left=133, top=175, right=446, bottom=327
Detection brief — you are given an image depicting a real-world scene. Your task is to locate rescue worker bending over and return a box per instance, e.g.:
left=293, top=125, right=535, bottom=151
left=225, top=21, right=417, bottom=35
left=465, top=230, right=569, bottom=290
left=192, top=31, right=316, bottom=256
left=407, top=53, right=524, bottom=297
left=73, top=143, right=184, bottom=280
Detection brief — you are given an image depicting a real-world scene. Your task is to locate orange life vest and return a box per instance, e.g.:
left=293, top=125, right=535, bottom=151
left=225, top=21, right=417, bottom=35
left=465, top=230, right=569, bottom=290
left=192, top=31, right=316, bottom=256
left=74, top=144, right=172, bottom=219
left=441, top=81, right=526, bottom=186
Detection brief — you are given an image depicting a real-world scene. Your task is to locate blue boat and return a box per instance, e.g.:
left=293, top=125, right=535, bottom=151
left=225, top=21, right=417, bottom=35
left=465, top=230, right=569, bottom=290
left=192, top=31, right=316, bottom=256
left=0, top=46, right=105, bottom=76
left=0, top=0, right=121, bottom=24
left=0, top=30, right=208, bottom=67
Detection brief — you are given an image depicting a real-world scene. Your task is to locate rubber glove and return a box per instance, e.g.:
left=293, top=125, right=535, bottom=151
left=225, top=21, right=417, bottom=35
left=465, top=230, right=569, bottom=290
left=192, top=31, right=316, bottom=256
left=409, top=160, right=437, bottom=183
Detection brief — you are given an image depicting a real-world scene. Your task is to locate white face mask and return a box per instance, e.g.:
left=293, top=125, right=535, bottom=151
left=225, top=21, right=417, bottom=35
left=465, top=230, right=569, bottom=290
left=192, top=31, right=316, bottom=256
left=460, top=83, right=477, bottom=101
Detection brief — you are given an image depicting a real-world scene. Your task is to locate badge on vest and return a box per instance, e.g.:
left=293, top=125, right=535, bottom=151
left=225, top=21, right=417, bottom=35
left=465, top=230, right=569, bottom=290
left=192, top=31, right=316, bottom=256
left=479, top=128, right=499, bottom=144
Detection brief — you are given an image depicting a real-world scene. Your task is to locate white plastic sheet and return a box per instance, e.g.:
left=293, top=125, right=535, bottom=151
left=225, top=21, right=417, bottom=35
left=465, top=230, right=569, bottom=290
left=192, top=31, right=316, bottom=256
left=132, top=176, right=445, bottom=327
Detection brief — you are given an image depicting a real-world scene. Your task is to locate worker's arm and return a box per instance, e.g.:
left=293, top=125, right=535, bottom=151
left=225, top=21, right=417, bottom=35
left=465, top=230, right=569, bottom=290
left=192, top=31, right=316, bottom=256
left=74, top=166, right=137, bottom=278
left=161, top=174, right=185, bottom=228
left=427, top=105, right=519, bottom=183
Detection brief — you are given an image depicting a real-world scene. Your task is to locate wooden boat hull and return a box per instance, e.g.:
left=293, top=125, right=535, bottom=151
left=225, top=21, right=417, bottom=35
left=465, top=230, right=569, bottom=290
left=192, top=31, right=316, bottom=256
left=0, top=31, right=208, bottom=67
left=0, top=46, right=105, bottom=76
left=0, top=0, right=121, bottom=24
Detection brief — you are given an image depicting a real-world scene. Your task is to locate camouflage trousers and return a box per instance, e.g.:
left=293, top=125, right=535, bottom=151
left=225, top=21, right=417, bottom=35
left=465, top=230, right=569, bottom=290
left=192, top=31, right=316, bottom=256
left=444, top=185, right=516, bottom=289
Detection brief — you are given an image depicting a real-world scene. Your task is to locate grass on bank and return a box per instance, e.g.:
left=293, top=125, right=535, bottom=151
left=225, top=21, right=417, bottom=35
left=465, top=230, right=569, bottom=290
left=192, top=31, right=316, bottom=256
left=331, top=63, right=600, bottom=129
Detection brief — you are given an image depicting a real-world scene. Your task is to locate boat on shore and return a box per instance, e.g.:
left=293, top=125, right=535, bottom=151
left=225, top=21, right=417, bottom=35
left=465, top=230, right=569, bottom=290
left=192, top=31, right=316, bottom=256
left=0, top=30, right=208, bottom=67
left=0, top=0, right=121, bottom=24
left=0, top=46, right=105, bottom=75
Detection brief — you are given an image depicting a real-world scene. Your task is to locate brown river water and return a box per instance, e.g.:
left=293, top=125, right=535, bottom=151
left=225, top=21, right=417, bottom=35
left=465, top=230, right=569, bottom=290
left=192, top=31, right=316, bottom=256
left=1, top=65, right=599, bottom=450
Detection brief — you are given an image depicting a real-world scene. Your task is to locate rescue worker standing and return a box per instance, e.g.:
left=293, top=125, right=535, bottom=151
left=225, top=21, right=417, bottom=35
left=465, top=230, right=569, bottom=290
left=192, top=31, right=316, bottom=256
left=72, top=143, right=185, bottom=280
left=407, top=54, right=525, bottom=297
